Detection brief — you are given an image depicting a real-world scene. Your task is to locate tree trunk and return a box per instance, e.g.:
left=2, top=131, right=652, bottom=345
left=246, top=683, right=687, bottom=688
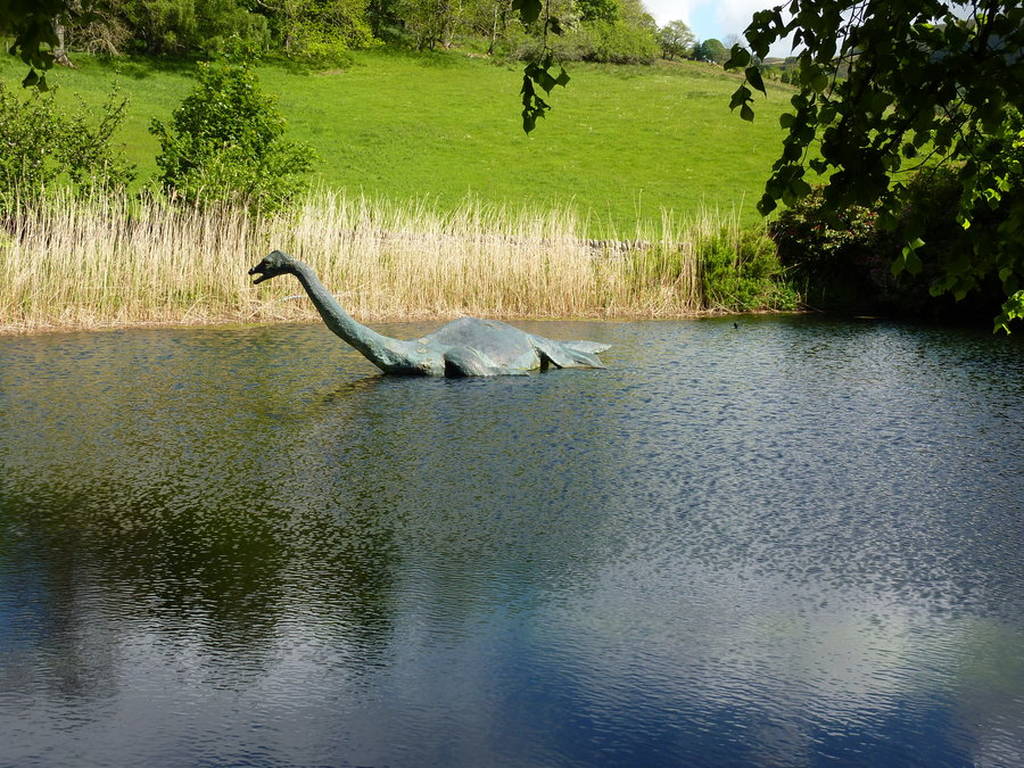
left=488, top=8, right=499, bottom=55
left=488, top=1, right=511, bottom=56
left=53, top=16, right=76, bottom=68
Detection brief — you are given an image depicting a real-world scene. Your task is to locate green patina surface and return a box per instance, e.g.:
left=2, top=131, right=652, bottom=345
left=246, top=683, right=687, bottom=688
left=249, top=251, right=609, bottom=377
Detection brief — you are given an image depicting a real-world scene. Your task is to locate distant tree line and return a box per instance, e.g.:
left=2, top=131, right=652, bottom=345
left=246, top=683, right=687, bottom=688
left=655, top=21, right=728, bottom=64
left=0, top=0, right=739, bottom=67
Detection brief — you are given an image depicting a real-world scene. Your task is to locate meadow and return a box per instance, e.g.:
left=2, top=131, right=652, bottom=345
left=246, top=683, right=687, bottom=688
left=0, top=48, right=796, bottom=235
left=0, top=48, right=803, bottom=331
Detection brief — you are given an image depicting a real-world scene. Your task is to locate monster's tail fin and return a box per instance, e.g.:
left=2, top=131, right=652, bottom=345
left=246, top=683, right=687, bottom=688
left=531, top=337, right=608, bottom=369
left=564, top=340, right=611, bottom=355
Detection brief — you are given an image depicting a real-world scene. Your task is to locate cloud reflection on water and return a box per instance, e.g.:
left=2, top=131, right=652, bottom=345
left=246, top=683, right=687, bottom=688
left=1, top=318, right=1023, bottom=767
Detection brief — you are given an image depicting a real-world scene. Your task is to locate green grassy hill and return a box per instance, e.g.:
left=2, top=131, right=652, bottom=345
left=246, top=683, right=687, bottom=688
left=0, top=49, right=796, bottom=235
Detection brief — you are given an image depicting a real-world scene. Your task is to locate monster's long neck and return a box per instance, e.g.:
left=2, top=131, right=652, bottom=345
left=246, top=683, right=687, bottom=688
left=291, top=261, right=408, bottom=372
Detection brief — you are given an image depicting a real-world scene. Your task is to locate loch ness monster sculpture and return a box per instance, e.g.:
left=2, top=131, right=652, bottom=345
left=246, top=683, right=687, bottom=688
left=249, top=250, right=610, bottom=377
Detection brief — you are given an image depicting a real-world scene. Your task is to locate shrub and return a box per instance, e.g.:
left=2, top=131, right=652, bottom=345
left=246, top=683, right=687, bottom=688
left=513, top=19, right=659, bottom=64
left=575, top=20, right=660, bottom=64
left=284, top=25, right=358, bottom=69
left=770, top=189, right=882, bottom=268
left=769, top=175, right=1009, bottom=321
left=699, top=226, right=797, bottom=311
left=0, top=83, right=135, bottom=213
left=274, top=0, right=378, bottom=69
left=768, top=189, right=892, bottom=311
left=120, top=0, right=271, bottom=56
left=149, top=54, right=314, bottom=213
left=894, top=164, right=1014, bottom=321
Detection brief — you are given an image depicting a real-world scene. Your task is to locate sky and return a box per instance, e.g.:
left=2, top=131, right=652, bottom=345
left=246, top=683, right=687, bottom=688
left=643, top=0, right=797, bottom=57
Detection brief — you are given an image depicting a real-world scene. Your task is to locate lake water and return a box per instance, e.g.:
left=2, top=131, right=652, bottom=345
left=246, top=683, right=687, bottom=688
left=1, top=316, right=1023, bottom=768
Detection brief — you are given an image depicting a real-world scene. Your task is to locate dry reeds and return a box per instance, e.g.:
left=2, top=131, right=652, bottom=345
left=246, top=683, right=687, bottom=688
left=0, top=190, right=761, bottom=333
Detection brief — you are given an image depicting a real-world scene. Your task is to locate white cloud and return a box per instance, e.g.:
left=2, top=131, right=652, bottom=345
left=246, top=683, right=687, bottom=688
left=642, top=0, right=699, bottom=27
left=643, top=0, right=766, bottom=30
left=713, top=0, right=775, bottom=37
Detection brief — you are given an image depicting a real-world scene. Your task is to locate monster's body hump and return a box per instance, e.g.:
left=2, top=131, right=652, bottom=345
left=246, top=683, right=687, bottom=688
left=419, top=317, right=540, bottom=369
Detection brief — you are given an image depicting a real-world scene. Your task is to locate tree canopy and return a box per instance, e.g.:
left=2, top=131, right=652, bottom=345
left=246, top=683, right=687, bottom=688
left=0, top=0, right=579, bottom=129
left=727, top=0, right=1024, bottom=330
left=657, top=20, right=694, bottom=60
left=694, top=38, right=726, bottom=63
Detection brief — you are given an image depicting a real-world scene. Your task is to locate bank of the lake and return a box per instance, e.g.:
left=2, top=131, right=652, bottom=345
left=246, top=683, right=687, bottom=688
left=0, top=193, right=795, bottom=333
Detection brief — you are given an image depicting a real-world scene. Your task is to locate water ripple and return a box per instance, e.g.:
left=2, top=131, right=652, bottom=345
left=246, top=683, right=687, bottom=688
left=1, top=317, right=1022, bottom=767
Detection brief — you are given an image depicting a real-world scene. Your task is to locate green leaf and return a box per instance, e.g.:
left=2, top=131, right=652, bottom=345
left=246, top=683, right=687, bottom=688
left=779, top=112, right=795, bottom=129
left=740, top=103, right=755, bottom=122
left=757, top=194, right=778, bottom=216
left=520, top=73, right=535, bottom=104
left=994, top=290, right=1024, bottom=333
left=791, top=178, right=812, bottom=197
left=536, top=69, right=557, bottom=94
left=22, top=69, right=39, bottom=88
left=729, top=85, right=752, bottom=111
left=519, top=72, right=550, bottom=133
left=877, top=210, right=897, bottom=231
left=745, top=67, right=766, bottom=95
left=891, top=255, right=905, bottom=277
left=900, top=241, right=923, bottom=275
left=555, top=68, right=570, bottom=87
left=511, top=0, right=543, bottom=25
left=724, top=45, right=751, bottom=70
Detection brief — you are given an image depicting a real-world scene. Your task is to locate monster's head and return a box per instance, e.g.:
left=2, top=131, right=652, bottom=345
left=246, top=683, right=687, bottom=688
left=249, top=250, right=296, bottom=285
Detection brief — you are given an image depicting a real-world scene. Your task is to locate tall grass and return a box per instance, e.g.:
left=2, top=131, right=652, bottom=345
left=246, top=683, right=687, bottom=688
left=0, top=191, right=792, bottom=333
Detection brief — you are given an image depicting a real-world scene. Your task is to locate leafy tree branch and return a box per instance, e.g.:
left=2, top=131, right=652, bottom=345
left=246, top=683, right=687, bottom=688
left=512, top=0, right=570, bottom=132
left=727, top=0, right=1024, bottom=330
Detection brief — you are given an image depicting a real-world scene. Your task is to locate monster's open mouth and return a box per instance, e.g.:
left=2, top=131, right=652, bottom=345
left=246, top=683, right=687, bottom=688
left=248, top=265, right=268, bottom=285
